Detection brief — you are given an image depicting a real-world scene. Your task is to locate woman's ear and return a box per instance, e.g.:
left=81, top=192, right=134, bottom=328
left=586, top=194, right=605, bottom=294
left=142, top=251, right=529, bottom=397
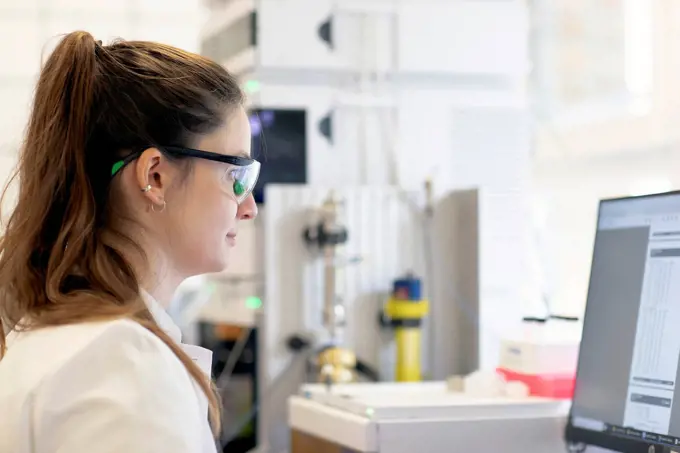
left=135, top=147, right=174, bottom=205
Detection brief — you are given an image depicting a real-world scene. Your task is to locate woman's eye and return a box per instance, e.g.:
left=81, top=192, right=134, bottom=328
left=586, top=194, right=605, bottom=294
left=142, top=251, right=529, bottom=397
left=225, top=168, right=237, bottom=183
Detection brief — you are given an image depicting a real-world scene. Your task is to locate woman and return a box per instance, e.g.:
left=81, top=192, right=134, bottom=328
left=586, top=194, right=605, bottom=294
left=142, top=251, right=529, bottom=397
left=0, top=31, right=258, bottom=452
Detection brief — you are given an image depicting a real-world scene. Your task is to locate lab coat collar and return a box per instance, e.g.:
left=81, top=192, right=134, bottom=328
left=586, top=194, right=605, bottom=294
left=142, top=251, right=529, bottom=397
left=140, top=289, right=182, bottom=344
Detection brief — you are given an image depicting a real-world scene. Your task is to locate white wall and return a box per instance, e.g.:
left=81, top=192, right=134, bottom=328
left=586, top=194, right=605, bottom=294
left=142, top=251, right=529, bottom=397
left=534, top=0, right=680, bottom=160
left=533, top=0, right=680, bottom=317
left=534, top=147, right=680, bottom=317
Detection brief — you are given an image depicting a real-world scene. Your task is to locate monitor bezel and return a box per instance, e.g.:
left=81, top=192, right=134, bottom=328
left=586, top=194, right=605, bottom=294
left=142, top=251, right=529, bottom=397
left=565, top=190, right=680, bottom=453
left=565, top=424, right=668, bottom=453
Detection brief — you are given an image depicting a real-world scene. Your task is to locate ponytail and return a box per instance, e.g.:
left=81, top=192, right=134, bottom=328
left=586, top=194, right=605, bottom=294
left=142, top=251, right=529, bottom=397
left=33, top=32, right=99, bottom=297
left=0, top=31, right=222, bottom=434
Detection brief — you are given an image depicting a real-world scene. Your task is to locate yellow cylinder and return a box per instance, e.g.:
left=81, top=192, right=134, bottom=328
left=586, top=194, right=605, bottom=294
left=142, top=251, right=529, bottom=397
left=394, top=327, right=421, bottom=381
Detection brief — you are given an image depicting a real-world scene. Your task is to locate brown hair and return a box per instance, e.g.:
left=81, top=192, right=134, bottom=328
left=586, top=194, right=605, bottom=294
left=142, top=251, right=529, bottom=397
left=0, top=31, right=245, bottom=434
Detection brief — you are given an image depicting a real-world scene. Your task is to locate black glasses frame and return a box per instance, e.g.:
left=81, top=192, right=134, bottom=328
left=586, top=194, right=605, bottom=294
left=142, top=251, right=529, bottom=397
left=111, top=145, right=256, bottom=177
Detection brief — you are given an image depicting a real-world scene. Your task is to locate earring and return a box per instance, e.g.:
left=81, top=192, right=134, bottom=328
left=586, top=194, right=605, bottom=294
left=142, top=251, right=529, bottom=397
left=151, top=200, right=166, bottom=213
left=141, top=184, right=152, bottom=193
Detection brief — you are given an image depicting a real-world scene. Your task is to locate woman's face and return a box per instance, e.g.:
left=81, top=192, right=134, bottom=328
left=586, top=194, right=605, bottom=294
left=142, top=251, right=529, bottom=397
left=153, top=106, right=258, bottom=277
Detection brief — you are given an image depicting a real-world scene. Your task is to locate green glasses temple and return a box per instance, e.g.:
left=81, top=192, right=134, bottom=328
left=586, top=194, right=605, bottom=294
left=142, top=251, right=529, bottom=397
left=111, top=161, right=126, bottom=176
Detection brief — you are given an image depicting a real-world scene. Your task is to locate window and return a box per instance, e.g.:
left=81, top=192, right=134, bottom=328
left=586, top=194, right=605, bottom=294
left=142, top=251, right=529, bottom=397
left=532, top=0, right=653, bottom=123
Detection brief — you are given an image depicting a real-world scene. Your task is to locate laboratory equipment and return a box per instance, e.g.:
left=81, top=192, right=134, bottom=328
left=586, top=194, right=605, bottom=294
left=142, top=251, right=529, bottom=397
left=202, top=324, right=259, bottom=452
left=380, top=273, right=429, bottom=381
left=302, top=192, right=357, bottom=384
left=289, top=381, right=568, bottom=453
left=565, top=191, right=680, bottom=452
left=203, top=0, right=534, bottom=449
left=497, top=317, right=579, bottom=399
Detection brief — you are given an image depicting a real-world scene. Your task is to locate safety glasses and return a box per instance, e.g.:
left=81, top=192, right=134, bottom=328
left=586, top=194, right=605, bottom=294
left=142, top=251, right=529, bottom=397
left=111, top=146, right=260, bottom=204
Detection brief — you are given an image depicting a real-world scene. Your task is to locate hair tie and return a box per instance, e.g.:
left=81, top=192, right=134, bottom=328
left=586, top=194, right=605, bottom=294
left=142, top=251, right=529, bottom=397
left=94, top=40, right=103, bottom=56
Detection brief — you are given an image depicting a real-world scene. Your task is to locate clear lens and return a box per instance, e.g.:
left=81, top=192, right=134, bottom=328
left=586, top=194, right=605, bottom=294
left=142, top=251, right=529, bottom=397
left=225, top=161, right=260, bottom=203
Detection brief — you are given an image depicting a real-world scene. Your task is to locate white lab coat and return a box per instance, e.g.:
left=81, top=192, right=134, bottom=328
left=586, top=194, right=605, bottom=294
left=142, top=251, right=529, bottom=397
left=0, top=291, right=218, bottom=453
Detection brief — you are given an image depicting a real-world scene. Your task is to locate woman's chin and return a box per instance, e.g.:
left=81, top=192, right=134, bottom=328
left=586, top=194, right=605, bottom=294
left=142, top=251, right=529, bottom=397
left=197, top=255, right=229, bottom=276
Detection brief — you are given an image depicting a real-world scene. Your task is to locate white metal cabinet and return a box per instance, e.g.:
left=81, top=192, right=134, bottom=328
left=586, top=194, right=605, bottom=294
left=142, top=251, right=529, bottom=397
left=257, top=0, right=353, bottom=70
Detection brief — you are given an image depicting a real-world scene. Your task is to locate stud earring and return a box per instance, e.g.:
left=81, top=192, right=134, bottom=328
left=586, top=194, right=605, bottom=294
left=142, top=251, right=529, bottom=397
left=141, top=184, right=152, bottom=193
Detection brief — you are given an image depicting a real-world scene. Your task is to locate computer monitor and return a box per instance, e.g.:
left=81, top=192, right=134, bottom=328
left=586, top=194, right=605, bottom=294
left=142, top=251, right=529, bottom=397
left=566, top=191, right=680, bottom=452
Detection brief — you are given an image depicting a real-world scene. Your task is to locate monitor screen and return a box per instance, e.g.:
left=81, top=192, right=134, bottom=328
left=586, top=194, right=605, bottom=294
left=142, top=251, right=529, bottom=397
left=567, top=192, right=680, bottom=452
left=249, top=108, right=307, bottom=204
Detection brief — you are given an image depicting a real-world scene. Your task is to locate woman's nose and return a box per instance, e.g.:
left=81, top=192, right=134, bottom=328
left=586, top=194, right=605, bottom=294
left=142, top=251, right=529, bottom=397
left=237, top=194, right=258, bottom=220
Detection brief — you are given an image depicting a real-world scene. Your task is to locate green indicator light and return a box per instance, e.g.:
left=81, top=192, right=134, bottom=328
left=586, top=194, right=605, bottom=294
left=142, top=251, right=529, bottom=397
left=245, top=80, right=261, bottom=93
left=245, top=296, right=262, bottom=309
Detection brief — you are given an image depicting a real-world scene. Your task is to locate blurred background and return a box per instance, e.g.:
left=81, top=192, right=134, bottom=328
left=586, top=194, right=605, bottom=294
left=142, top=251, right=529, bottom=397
left=0, top=0, right=672, bottom=452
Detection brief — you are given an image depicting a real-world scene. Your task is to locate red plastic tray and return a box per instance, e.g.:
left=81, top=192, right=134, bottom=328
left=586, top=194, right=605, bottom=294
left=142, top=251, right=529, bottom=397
left=496, top=367, right=575, bottom=399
